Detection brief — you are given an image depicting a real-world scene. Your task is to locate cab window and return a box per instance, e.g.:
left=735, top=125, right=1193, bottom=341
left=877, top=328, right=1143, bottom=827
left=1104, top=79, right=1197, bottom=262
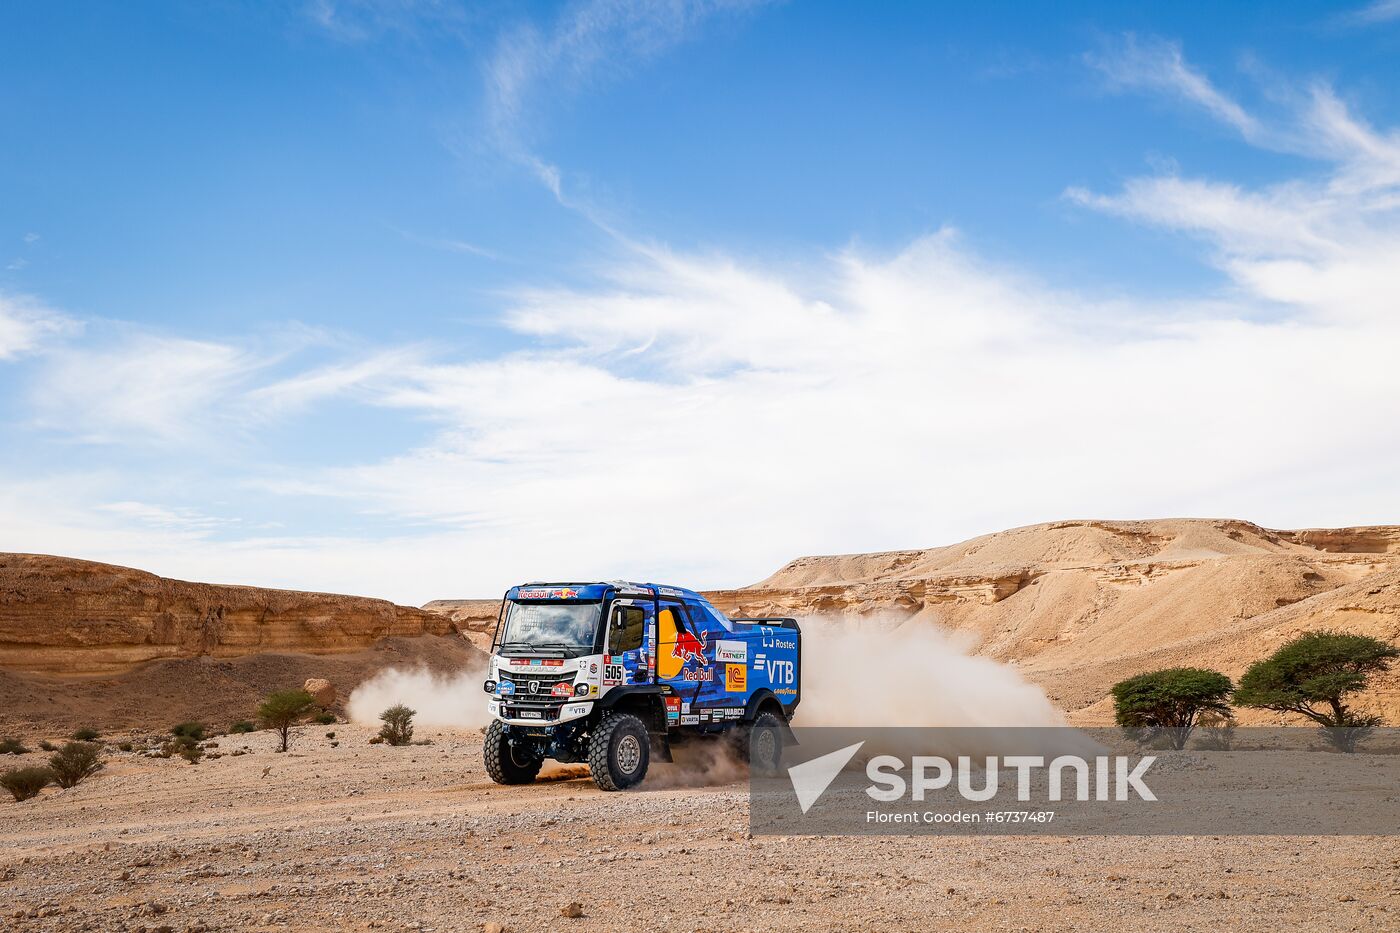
left=609, top=604, right=645, bottom=654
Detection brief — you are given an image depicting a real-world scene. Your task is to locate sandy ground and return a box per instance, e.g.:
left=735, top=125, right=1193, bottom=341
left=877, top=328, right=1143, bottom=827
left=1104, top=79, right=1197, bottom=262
left=2, top=725, right=1395, bottom=933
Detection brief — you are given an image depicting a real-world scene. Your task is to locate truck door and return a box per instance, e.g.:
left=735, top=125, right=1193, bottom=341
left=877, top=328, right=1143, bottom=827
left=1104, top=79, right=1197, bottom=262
left=603, top=599, right=653, bottom=690
left=656, top=602, right=713, bottom=722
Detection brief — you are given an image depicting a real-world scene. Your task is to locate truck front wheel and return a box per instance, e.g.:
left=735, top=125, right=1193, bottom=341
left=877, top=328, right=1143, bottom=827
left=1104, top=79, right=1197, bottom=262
left=484, top=720, right=543, bottom=785
left=588, top=712, right=650, bottom=791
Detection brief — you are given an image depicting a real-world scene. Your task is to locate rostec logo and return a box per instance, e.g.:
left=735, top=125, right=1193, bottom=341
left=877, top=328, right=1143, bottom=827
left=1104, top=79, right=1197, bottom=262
left=785, top=746, right=1158, bottom=814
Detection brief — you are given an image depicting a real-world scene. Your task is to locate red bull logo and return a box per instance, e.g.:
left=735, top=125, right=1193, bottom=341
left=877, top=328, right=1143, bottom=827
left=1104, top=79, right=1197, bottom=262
left=671, top=628, right=709, bottom=667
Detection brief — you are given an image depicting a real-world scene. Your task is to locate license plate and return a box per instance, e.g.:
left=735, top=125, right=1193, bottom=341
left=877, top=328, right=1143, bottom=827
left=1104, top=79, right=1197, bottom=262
left=517, top=710, right=543, bottom=719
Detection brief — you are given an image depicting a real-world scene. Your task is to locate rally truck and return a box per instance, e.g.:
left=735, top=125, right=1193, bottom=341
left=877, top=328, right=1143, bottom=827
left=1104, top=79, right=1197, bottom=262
left=481, top=581, right=800, bottom=791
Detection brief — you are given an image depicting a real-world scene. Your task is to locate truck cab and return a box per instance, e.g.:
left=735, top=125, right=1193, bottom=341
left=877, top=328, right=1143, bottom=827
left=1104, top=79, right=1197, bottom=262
left=481, top=581, right=800, bottom=790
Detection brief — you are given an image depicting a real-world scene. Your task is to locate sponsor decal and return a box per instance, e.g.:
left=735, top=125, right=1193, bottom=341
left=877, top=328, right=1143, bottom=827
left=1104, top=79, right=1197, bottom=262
left=775, top=687, right=798, bottom=696
left=681, top=702, right=691, bottom=714
left=562, top=702, right=592, bottom=718
left=671, top=628, right=709, bottom=667
left=681, top=714, right=699, bottom=725
left=725, top=664, right=747, bottom=693
left=589, top=662, right=598, bottom=674
left=681, top=668, right=712, bottom=682
left=665, top=696, right=681, bottom=722
left=487, top=701, right=499, bottom=716
left=715, top=640, right=747, bottom=663
left=518, top=587, right=580, bottom=600
left=603, top=663, right=624, bottom=685
left=759, top=626, right=797, bottom=650
left=551, top=682, right=573, bottom=698
left=497, top=681, right=516, bottom=696
left=764, top=659, right=796, bottom=685
left=726, top=708, right=743, bottom=719
left=698, top=710, right=710, bottom=722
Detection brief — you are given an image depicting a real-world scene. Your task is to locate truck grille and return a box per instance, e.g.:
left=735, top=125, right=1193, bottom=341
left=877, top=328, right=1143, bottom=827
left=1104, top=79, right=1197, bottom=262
left=499, top=670, right=572, bottom=701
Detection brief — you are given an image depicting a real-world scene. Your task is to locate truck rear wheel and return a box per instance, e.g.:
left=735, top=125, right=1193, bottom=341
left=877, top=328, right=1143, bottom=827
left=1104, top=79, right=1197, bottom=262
left=739, top=710, right=785, bottom=777
left=588, top=712, right=650, bottom=791
left=484, top=720, right=543, bottom=785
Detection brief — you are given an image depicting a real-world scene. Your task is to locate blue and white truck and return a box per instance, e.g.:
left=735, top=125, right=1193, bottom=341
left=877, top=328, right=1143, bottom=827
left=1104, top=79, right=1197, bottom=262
left=482, top=581, right=801, bottom=790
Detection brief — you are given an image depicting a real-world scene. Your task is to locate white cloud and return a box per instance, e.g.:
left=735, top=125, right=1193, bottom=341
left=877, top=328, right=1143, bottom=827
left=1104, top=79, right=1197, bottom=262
left=484, top=0, right=769, bottom=206
left=1086, top=35, right=1261, bottom=140
left=0, top=294, right=73, bottom=361
left=1346, top=0, right=1400, bottom=24
left=30, top=333, right=268, bottom=443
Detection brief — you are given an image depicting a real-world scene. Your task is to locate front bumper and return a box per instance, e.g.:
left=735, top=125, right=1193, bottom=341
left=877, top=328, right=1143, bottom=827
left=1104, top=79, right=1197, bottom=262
left=488, top=699, right=593, bottom=726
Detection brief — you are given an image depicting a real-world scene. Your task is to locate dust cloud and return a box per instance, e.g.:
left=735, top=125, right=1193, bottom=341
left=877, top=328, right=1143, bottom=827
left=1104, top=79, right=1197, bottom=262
left=346, top=664, right=491, bottom=731
left=793, top=614, right=1064, bottom=728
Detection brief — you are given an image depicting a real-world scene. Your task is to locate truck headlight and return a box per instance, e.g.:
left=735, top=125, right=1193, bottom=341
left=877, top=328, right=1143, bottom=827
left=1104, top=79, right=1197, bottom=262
left=574, top=682, right=589, bottom=696
left=483, top=680, right=496, bottom=694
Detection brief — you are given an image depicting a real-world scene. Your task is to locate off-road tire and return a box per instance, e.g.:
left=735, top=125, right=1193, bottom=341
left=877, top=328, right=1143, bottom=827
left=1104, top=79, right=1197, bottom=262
left=588, top=712, right=650, bottom=791
left=484, top=720, right=543, bottom=785
left=739, top=710, right=785, bottom=777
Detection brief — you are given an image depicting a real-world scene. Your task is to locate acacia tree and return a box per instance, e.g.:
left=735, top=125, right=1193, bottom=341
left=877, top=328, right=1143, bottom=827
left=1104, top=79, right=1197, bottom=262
left=1110, top=667, right=1234, bottom=750
left=378, top=704, right=416, bottom=746
left=1234, top=630, right=1397, bottom=752
left=258, top=689, right=315, bottom=752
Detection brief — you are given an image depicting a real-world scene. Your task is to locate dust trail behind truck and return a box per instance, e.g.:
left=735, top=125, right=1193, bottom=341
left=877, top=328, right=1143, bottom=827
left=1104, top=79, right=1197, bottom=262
left=481, top=581, right=801, bottom=790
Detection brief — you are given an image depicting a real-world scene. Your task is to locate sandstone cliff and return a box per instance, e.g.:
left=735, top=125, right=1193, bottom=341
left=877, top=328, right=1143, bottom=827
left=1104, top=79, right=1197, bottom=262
left=705, top=519, right=1400, bottom=722
left=0, top=553, right=458, bottom=675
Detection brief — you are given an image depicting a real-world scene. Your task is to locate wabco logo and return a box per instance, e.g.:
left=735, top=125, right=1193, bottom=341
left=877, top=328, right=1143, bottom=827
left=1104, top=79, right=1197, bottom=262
left=787, top=742, right=1157, bottom=814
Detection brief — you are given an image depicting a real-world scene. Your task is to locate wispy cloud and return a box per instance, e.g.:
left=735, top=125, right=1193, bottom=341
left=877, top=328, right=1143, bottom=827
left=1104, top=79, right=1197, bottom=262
left=0, top=294, right=75, bottom=361
left=1344, top=0, right=1400, bottom=25
left=484, top=0, right=770, bottom=210
left=1086, top=35, right=1261, bottom=140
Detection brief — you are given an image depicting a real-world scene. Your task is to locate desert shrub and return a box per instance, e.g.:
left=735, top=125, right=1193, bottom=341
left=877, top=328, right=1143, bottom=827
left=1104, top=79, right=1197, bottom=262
left=325, top=731, right=336, bottom=739
left=1111, top=668, right=1234, bottom=750
left=171, top=722, right=206, bottom=741
left=0, top=736, right=29, bottom=755
left=48, top=742, right=104, bottom=788
left=117, top=742, right=134, bottom=752
left=71, top=727, right=100, bottom=742
left=1191, top=710, right=1237, bottom=751
left=313, top=712, right=337, bottom=726
left=258, top=689, right=315, bottom=752
left=230, top=721, right=256, bottom=734
left=38, top=740, right=56, bottom=752
left=378, top=704, right=416, bottom=746
left=1, top=767, right=52, bottom=801
left=1235, top=630, right=1398, bottom=752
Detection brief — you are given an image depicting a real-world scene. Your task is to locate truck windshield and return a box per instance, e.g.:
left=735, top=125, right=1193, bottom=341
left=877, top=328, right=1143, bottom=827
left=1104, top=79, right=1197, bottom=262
left=499, top=600, right=601, bottom=651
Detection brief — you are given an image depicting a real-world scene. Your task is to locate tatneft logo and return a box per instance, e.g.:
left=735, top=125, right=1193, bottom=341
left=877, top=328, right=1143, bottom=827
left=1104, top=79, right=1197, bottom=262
left=787, top=742, right=1157, bottom=814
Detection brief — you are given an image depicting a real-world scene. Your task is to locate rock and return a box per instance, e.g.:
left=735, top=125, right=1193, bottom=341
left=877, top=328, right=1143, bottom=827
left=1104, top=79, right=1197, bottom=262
left=482, top=924, right=511, bottom=933
left=303, top=678, right=336, bottom=708
left=560, top=902, right=584, bottom=919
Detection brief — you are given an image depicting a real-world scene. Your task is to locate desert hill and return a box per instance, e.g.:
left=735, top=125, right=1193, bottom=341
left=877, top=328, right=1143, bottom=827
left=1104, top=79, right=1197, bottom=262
left=0, top=553, right=457, bottom=676
left=705, top=519, right=1400, bottom=722
left=2, top=519, right=1398, bottom=729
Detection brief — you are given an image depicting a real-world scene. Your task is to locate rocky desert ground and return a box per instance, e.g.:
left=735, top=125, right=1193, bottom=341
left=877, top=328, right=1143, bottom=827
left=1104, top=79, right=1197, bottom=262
left=3, top=517, right=1399, bottom=932
left=2, top=724, right=1396, bottom=933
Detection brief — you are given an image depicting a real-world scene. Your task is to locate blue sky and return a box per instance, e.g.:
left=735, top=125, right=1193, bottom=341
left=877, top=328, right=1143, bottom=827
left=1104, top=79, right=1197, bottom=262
left=3, top=1, right=1400, bottom=602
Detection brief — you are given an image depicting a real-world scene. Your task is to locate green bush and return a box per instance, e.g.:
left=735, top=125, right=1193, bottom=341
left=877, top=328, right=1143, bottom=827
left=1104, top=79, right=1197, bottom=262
left=48, top=742, right=104, bottom=788
left=0, top=736, right=29, bottom=755
left=171, top=722, right=206, bottom=741
left=37, top=740, right=55, bottom=752
left=1111, top=667, right=1234, bottom=750
left=70, top=727, right=100, bottom=742
left=117, top=742, right=134, bottom=753
left=378, top=704, right=416, bottom=746
left=313, top=712, right=337, bottom=726
left=1, top=767, right=52, bottom=801
left=1235, top=630, right=1398, bottom=752
left=258, top=689, right=315, bottom=752
left=229, top=721, right=256, bottom=734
